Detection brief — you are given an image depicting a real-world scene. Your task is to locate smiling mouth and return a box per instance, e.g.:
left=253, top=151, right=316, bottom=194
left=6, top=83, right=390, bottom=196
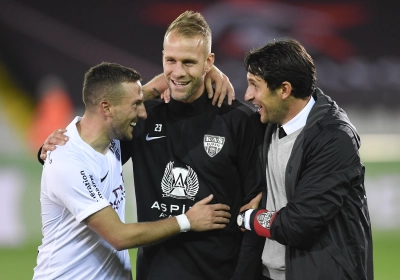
left=130, top=121, right=137, bottom=127
left=172, top=80, right=190, bottom=87
left=254, top=105, right=262, bottom=112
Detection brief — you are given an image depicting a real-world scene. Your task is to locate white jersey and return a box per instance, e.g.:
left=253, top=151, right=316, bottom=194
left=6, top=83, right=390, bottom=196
left=33, top=117, right=131, bottom=280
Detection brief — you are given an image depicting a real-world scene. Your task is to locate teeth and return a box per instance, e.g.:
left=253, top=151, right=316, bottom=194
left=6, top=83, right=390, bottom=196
left=130, top=122, right=136, bottom=126
left=173, top=80, right=189, bottom=86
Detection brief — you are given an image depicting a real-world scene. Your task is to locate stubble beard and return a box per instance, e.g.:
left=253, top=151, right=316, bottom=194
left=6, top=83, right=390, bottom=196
left=170, top=79, right=203, bottom=103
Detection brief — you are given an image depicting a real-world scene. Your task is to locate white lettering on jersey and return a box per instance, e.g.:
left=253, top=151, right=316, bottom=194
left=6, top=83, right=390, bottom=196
left=151, top=201, right=188, bottom=216
left=161, top=161, right=199, bottom=200
left=155, top=124, right=162, bottom=132
left=204, top=134, right=225, bottom=157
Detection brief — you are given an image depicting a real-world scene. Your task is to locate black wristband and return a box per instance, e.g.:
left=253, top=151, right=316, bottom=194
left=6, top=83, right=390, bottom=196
left=38, top=146, right=45, bottom=165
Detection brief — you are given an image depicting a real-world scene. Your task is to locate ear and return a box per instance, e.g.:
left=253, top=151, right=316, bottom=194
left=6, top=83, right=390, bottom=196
left=100, top=100, right=113, bottom=117
left=281, top=82, right=292, bottom=100
left=204, top=53, right=215, bottom=73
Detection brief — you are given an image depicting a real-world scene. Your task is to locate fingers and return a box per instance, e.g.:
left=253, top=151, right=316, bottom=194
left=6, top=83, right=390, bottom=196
left=40, top=149, right=48, bottom=161
left=50, top=128, right=69, bottom=144
left=209, top=203, right=230, bottom=212
left=214, top=209, right=231, bottom=219
left=205, top=79, right=213, bottom=99
left=195, top=194, right=214, bottom=205
left=41, top=128, right=69, bottom=156
left=208, top=223, right=227, bottom=230
left=239, top=192, right=262, bottom=212
left=211, top=76, right=223, bottom=106
left=162, top=89, right=171, bottom=103
left=216, top=79, right=228, bottom=107
left=187, top=197, right=232, bottom=232
left=226, top=81, right=235, bottom=105
left=239, top=205, right=247, bottom=213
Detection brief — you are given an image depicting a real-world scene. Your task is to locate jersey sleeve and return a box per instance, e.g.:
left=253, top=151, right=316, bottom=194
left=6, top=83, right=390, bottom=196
left=236, top=110, right=265, bottom=203
left=44, top=157, right=110, bottom=223
left=231, top=108, right=266, bottom=279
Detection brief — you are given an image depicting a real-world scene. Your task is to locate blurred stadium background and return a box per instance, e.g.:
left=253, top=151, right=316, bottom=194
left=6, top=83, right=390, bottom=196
left=0, top=0, right=399, bottom=279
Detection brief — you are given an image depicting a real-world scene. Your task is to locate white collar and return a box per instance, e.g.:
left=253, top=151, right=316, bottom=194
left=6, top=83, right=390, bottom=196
left=282, top=96, right=315, bottom=136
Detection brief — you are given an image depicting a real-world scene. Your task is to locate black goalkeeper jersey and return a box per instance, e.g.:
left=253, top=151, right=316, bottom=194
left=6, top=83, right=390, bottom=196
left=121, top=93, right=265, bottom=280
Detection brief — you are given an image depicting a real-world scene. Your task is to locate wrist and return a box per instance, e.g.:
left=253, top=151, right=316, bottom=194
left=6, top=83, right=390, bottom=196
left=250, top=209, right=277, bottom=238
left=237, top=209, right=254, bottom=230
left=244, top=209, right=254, bottom=230
left=176, top=214, right=190, bottom=232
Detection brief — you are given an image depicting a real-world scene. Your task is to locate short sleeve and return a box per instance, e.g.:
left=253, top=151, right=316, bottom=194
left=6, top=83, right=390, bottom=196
left=44, top=157, right=110, bottom=223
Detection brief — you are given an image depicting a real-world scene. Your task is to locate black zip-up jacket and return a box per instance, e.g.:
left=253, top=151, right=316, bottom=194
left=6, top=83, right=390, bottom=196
left=122, top=93, right=265, bottom=280
left=262, top=89, right=373, bottom=279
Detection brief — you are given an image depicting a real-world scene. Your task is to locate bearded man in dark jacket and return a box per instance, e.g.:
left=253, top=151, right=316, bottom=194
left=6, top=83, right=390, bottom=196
left=237, top=38, right=373, bottom=280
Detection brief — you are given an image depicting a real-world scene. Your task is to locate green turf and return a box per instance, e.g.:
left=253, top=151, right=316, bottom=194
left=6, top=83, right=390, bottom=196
left=0, top=231, right=398, bottom=279
left=0, top=157, right=398, bottom=279
left=363, top=161, right=400, bottom=177
left=0, top=242, right=138, bottom=279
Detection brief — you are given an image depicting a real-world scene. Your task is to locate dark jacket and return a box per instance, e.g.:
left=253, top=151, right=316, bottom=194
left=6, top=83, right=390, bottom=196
left=262, top=89, right=373, bottom=279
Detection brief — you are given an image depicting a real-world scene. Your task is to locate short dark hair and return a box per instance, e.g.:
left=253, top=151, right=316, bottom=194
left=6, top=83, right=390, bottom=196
left=82, top=62, right=142, bottom=108
left=244, top=38, right=316, bottom=99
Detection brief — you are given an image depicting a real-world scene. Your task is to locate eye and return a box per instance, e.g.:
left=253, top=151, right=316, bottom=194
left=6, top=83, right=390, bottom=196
left=249, top=81, right=257, bottom=89
left=133, top=101, right=142, bottom=108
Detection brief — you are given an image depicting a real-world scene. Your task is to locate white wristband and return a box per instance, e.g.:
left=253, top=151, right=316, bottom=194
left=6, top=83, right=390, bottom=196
left=244, top=209, right=254, bottom=231
left=176, top=214, right=190, bottom=232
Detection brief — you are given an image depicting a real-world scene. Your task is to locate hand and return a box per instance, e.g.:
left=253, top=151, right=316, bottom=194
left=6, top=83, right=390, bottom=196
left=40, top=128, right=69, bottom=161
left=239, top=192, right=262, bottom=213
left=160, top=88, right=171, bottom=103
left=186, top=194, right=231, bottom=231
left=205, top=65, right=235, bottom=107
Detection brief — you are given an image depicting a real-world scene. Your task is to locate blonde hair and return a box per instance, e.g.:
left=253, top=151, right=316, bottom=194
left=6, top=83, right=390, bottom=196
left=164, top=10, right=212, bottom=54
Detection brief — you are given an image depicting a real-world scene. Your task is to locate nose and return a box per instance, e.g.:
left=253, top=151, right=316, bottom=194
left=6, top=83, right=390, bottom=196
left=138, top=104, right=147, bottom=120
left=244, top=87, right=254, bottom=102
left=171, top=62, right=186, bottom=78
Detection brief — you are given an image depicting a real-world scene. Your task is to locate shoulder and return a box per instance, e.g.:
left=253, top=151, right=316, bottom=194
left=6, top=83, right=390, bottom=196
left=217, top=100, right=260, bottom=126
left=307, top=124, right=360, bottom=159
left=219, top=99, right=257, bottom=116
left=218, top=100, right=265, bottom=136
left=144, top=98, right=165, bottom=112
left=45, top=140, right=94, bottom=172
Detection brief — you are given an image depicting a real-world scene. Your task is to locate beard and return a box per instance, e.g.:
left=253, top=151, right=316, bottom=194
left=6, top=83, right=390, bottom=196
left=110, top=117, right=134, bottom=141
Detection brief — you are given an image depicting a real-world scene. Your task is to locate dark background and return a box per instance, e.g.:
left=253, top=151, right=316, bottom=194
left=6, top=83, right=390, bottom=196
left=1, top=0, right=399, bottom=110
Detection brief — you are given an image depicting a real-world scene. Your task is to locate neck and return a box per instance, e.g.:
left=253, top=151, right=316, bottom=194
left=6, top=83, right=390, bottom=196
left=281, top=96, right=311, bottom=125
left=77, top=114, right=110, bottom=154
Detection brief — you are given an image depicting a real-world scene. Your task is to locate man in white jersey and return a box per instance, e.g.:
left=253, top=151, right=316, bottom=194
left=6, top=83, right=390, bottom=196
left=33, top=62, right=231, bottom=280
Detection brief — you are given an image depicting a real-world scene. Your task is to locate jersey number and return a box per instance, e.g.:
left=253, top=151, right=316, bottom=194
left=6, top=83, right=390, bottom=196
left=155, top=124, right=162, bottom=132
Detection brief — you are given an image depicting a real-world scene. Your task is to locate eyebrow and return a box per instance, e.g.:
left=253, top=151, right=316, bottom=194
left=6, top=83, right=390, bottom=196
left=182, top=58, right=197, bottom=63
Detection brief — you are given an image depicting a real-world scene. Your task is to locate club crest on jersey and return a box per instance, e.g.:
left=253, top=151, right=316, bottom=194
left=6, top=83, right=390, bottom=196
left=204, top=134, right=225, bottom=157
left=161, top=161, right=199, bottom=200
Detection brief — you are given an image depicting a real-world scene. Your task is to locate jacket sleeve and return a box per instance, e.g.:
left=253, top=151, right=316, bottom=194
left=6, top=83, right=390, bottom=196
left=232, top=111, right=265, bottom=279
left=270, top=126, right=364, bottom=249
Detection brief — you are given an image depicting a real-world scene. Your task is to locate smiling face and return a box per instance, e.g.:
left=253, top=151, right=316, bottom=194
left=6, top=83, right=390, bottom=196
left=245, top=72, right=288, bottom=124
left=162, top=32, right=214, bottom=103
left=110, top=81, right=147, bottom=141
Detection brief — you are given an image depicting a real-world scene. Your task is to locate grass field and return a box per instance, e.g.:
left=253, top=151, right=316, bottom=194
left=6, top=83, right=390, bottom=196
left=0, top=230, right=398, bottom=279
left=0, top=157, right=398, bottom=279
